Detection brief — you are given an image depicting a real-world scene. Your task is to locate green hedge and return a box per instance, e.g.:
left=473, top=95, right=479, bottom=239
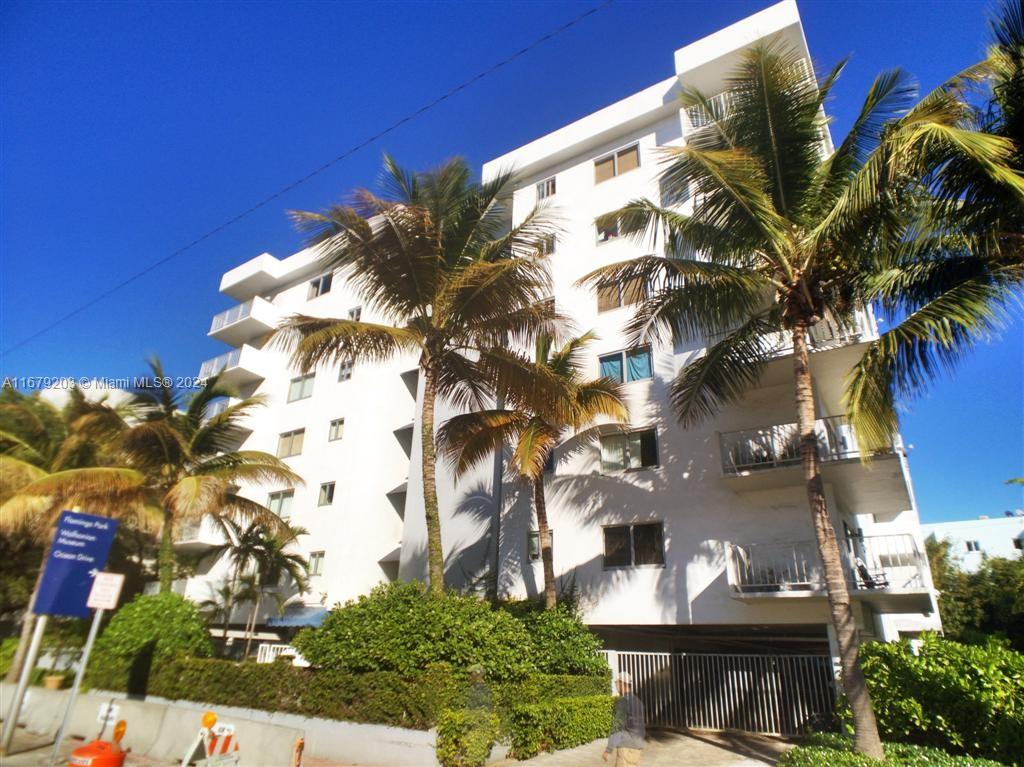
left=293, top=582, right=607, bottom=681
left=859, top=635, right=1024, bottom=765
left=508, top=695, right=613, bottom=759
left=436, top=709, right=501, bottom=767
left=87, top=655, right=608, bottom=732
left=778, top=734, right=1009, bottom=767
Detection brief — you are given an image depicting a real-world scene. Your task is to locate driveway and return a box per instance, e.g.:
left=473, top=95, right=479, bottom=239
left=493, top=729, right=791, bottom=767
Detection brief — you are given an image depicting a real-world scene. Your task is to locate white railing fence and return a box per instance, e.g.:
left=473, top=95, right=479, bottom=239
left=602, top=650, right=835, bottom=736
left=255, top=643, right=309, bottom=667
left=210, top=300, right=253, bottom=333
left=729, top=541, right=822, bottom=592
left=199, top=348, right=242, bottom=380
left=719, top=415, right=866, bottom=474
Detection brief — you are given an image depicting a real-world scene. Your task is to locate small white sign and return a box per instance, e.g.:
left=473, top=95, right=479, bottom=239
left=97, top=702, right=119, bottom=726
left=87, top=572, right=125, bottom=610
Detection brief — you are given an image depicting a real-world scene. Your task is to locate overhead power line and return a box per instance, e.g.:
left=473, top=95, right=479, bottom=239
left=2, top=0, right=614, bottom=358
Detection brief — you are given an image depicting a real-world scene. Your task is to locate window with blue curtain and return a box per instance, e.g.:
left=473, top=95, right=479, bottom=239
left=626, top=347, right=652, bottom=381
left=599, top=353, right=624, bottom=383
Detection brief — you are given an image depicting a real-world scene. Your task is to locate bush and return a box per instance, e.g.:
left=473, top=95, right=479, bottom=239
left=0, top=637, right=18, bottom=677
left=294, top=582, right=536, bottom=681
left=436, top=709, right=500, bottom=767
left=508, top=695, right=613, bottom=759
left=778, top=734, right=1009, bottom=767
left=89, top=654, right=609, bottom=732
left=88, top=592, right=211, bottom=691
left=859, top=634, right=1024, bottom=765
left=516, top=607, right=609, bottom=676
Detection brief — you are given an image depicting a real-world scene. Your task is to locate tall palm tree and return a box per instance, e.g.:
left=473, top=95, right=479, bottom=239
left=0, top=387, right=142, bottom=683
left=437, top=333, right=628, bottom=608
left=272, top=156, right=562, bottom=595
left=580, top=43, right=1022, bottom=757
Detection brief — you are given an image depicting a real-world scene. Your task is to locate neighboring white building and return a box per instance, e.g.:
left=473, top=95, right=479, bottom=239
left=182, top=0, right=941, bottom=654
left=922, top=514, right=1024, bottom=572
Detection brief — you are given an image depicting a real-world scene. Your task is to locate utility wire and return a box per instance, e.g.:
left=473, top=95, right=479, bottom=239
left=2, top=0, right=614, bottom=357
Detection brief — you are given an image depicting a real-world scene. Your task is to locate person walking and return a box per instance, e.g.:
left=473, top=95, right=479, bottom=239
left=603, top=671, right=646, bottom=765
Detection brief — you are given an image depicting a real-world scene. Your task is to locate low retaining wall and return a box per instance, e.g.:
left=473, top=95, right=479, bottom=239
left=1, top=682, right=449, bottom=766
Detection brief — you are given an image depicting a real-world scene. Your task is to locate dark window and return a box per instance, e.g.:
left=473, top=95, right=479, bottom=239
left=536, top=177, right=556, bottom=199
left=604, top=523, right=665, bottom=568
left=338, top=361, right=353, bottom=382
left=318, top=482, right=335, bottom=506
left=1013, top=538, right=1023, bottom=550
left=600, top=429, right=658, bottom=471
left=543, top=450, right=556, bottom=474
left=308, top=273, right=333, bottom=299
left=528, top=530, right=554, bottom=561
left=966, top=540, right=981, bottom=552
left=538, top=234, right=556, bottom=256
left=596, top=216, right=620, bottom=243
left=348, top=306, right=362, bottom=322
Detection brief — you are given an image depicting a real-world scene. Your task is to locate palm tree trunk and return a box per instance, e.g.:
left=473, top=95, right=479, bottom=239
left=3, top=545, right=48, bottom=684
left=420, top=359, right=445, bottom=596
left=243, top=594, right=261, bottom=659
left=792, top=320, right=883, bottom=759
left=533, top=476, right=557, bottom=609
left=158, top=509, right=175, bottom=593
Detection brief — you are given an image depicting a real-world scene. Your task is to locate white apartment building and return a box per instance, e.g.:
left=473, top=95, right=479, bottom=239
left=182, top=1, right=940, bottom=656
left=922, top=513, right=1024, bottom=573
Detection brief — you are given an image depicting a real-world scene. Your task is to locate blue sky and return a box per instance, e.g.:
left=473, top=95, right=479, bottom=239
left=1, top=0, right=1020, bottom=523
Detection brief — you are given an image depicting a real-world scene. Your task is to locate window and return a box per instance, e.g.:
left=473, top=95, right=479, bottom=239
left=277, top=429, right=305, bottom=458
left=309, top=551, right=325, bottom=576
left=966, top=540, right=981, bottom=552
left=318, top=482, right=335, bottom=506
left=328, top=418, right=345, bottom=441
left=348, top=306, right=362, bottom=322
left=308, top=272, right=333, bottom=299
left=536, top=177, right=556, bottom=199
left=1013, top=538, right=1023, bottom=550
left=267, top=490, right=294, bottom=520
left=538, top=234, right=556, bottom=256
left=594, top=144, right=640, bottom=184
left=603, top=523, right=665, bottom=568
left=597, top=277, right=646, bottom=312
left=287, top=373, right=315, bottom=402
left=338, top=361, right=353, bottom=382
left=600, top=429, right=658, bottom=472
left=599, top=347, right=652, bottom=383
left=528, top=530, right=554, bottom=561
left=596, top=216, right=620, bottom=243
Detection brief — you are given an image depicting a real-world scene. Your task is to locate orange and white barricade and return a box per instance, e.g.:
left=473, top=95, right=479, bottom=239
left=180, top=712, right=240, bottom=766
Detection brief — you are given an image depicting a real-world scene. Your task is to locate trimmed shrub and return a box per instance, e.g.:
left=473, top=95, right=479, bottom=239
left=293, top=582, right=535, bottom=680
left=436, top=709, right=500, bottom=767
left=517, top=607, right=609, bottom=676
left=90, top=654, right=608, bottom=732
left=508, top=695, right=613, bottom=759
left=87, top=592, right=211, bottom=691
left=778, top=734, right=1009, bottom=767
left=859, top=634, right=1024, bottom=765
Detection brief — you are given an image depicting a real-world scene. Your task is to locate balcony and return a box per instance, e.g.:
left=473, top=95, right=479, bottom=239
left=208, top=296, right=280, bottom=346
left=727, top=534, right=932, bottom=613
left=684, top=91, right=734, bottom=131
left=174, top=517, right=224, bottom=551
left=198, top=344, right=268, bottom=388
left=707, top=312, right=874, bottom=359
left=719, top=416, right=911, bottom=515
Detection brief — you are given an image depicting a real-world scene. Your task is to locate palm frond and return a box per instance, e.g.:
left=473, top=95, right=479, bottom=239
left=272, top=315, right=421, bottom=373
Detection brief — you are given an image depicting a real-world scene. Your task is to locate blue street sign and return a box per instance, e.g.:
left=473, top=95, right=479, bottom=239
left=34, top=511, right=119, bottom=618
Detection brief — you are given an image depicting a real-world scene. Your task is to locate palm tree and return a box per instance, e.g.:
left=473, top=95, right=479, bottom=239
left=847, top=0, right=1024, bottom=444
left=0, top=386, right=142, bottom=683
left=437, top=333, right=628, bottom=608
left=272, top=156, right=562, bottom=595
left=210, top=519, right=309, bottom=657
left=199, top=577, right=258, bottom=655
left=580, top=43, right=1022, bottom=757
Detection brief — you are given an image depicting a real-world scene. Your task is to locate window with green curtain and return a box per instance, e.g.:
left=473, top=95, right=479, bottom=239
left=600, top=433, right=627, bottom=471
left=599, top=353, right=624, bottom=383
left=626, top=347, right=652, bottom=381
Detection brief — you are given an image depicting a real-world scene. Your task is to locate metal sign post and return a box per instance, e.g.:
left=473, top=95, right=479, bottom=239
left=0, top=511, right=118, bottom=756
left=50, top=572, right=125, bottom=765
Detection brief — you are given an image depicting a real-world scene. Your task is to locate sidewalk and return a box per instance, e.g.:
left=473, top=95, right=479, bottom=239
left=493, top=729, right=791, bottom=767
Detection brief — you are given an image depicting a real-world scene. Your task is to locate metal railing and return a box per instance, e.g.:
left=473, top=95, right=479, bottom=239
left=203, top=399, right=229, bottom=421
left=720, top=415, right=880, bottom=474
left=199, top=348, right=241, bottom=380
left=210, top=300, right=253, bottom=333
left=602, top=649, right=835, bottom=736
left=706, top=314, right=869, bottom=357
left=176, top=521, right=202, bottom=541
left=684, top=91, right=735, bottom=130
left=255, top=643, right=309, bottom=667
left=728, top=534, right=927, bottom=594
